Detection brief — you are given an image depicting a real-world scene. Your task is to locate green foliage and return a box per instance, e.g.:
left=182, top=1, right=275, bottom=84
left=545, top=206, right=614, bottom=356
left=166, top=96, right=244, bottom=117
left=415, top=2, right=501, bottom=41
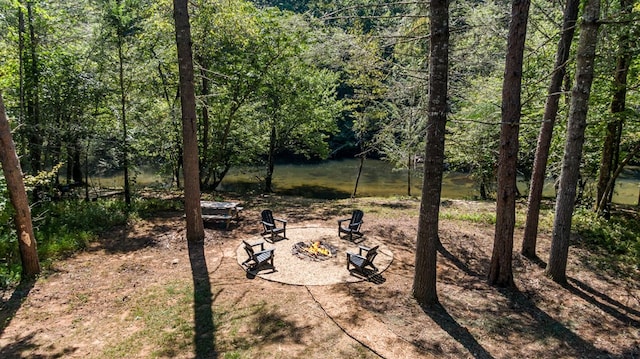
left=440, top=210, right=497, bottom=226
left=192, top=0, right=342, bottom=188
left=573, top=207, right=640, bottom=272
left=0, top=196, right=179, bottom=288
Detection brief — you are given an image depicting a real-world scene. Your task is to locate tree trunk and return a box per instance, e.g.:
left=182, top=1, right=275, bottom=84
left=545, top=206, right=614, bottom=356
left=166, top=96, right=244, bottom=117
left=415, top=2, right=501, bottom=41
left=488, top=0, right=530, bottom=288
left=72, top=143, right=83, bottom=184
left=352, top=155, right=365, bottom=199
left=174, top=0, right=204, bottom=242
left=117, top=36, right=131, bottom=206
left=199, top=58, right=210, bottom=187
left=412, top=0, right=448, bottom=306
left=522, top=0, right=579, bottom=258
left=595, top=0, right=633, bottom=216
left=407, top=155, right=411, bottom=197
left=18, top=5, right=25, bottom=130
left=547, top=0, right=601, bottom=284
left=597, top=142, right=640, bottom=213
left=26, top=1, right=42, bottom=177
left=0, top=93, right=40, bottom=279
left=265, top=121, right=276, bottom=193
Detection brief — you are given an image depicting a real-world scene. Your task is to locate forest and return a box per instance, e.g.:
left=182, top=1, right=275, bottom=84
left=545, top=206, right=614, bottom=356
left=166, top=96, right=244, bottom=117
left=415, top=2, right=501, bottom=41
left=0, top=0, right=639, bottom=357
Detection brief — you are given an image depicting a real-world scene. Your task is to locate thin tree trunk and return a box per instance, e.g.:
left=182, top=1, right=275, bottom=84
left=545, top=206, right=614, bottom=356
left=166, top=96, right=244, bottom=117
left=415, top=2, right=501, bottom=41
left=154, top=51, right=182, bottom=189
left=597, top=142, right=640, bottom=214
left=18, top=5, right=25, bottom=130
left=174, top=0, right=204, bottom=242
left=352, top=155, right=365, bottom=199
left=265, top=122, right=277, bottom=193
left=118, top=37, right=131, bottom=206
left=412, top=0, right=448, bottom=306
left=26, top=1, right=41, bottom=176
left=547, top=0, right=601, bottom=284
left=489, top=0, right=530, bottom=288
left=596, top=120, right=618, bottom=214
left=199, top=59, right=210, bottom=187
left=522, top=0, right=579, bottom=258
left=0, top=93, right=40, bottom=278
left=595, top=0, right=633, bottom=216
left=72, top=143, right=83, bottom=184
left=407, top=155, right=411, bottom=197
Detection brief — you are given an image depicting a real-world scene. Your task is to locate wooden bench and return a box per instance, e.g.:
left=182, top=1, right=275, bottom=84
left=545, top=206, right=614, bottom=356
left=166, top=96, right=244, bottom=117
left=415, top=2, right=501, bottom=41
left=199, top=201, right=243, bottom=229
left=202, top=214, right=234, bottom=229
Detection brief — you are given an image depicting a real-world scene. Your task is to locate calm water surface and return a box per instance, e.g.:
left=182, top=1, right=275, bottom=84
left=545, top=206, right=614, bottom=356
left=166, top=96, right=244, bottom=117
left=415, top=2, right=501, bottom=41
left=98, top=159, right=639, bottom=204
left=220, top=159, right=639, bottom=204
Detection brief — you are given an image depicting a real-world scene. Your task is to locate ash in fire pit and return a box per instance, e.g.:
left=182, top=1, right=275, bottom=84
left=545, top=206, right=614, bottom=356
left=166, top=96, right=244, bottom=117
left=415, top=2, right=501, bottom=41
left=291, top=239, right=338, bottom=261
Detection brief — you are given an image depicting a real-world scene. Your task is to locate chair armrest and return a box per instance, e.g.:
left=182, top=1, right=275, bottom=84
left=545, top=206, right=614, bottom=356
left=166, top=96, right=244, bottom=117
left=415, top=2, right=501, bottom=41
left=358, top=246, right=371, bottom=255
left=262, top=221, right=275, bottom=228
left=251, top=242, right=265, bottom=251
left=273, top=218, right=287, bottom=225
left=337, top=218, right=349, bottom=225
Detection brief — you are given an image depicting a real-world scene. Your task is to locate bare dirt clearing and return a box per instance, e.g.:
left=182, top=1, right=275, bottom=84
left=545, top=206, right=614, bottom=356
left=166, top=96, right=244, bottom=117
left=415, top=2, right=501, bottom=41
left=1, top=196, right=639, bottom=358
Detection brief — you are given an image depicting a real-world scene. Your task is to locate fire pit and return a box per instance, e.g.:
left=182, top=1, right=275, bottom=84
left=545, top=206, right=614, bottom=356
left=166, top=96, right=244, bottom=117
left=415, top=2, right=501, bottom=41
left=291, top=239, right=338, bottom=261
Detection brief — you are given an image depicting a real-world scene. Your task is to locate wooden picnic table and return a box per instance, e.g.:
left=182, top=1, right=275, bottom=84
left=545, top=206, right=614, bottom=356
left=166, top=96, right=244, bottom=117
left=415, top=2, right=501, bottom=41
left=200, top=201, right=243, bottom=229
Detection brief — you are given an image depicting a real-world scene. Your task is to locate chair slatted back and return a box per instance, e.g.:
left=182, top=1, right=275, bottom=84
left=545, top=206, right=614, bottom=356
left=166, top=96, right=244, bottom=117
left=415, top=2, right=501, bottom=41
left=366, top=245, right=379, bottom=264
left=349, top=210, right=364, bottom=229
left=243, top=240, right=255, bottom=258
left=261, top=210, right=275, bottom=226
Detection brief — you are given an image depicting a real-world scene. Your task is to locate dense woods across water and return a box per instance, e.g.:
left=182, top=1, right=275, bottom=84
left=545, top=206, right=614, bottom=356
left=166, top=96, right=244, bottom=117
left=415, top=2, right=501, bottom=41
left=0, top=0, right=638, bottom=296
left=0, top=0, right=637, bottom=200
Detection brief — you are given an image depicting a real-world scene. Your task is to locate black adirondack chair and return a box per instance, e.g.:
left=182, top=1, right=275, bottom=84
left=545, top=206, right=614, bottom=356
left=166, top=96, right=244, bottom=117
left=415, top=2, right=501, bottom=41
left=261, top=209, right=287, bottom=242
left=346, top=245, right=379, bottom=275
left=338, top=210, right=364, bottom=241
left=242, top=240, right=275, bottom=271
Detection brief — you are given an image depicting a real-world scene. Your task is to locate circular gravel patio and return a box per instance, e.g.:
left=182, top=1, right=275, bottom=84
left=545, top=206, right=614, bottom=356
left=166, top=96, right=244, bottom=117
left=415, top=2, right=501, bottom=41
left=236, top=226, right=393, bottom=285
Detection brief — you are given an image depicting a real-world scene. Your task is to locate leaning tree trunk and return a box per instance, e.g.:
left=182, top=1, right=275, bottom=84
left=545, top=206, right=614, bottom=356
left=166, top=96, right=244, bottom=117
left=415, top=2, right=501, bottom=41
left=489, top=0, right=530, bottom=288
left=412, top=0, right=448, bottom=306
left=547, top=0, right=601, bottom=284
left=174, top=0, right=204, bottom=242
left=522, top=0, right=579, bottom=259
left=352, top=154, right=365, bottom=199
left=0, top=93, right=40, bottom=279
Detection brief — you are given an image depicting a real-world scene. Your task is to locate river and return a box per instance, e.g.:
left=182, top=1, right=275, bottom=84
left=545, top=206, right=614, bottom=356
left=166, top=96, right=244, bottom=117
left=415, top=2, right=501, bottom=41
left=217, top=159, right=639, bottom=204
left=95, top=159, right=639, bottom=204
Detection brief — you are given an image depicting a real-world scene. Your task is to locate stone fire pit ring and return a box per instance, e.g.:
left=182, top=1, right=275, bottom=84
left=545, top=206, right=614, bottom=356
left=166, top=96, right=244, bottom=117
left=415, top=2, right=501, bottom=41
left=236, top=226, right=393, bottom=285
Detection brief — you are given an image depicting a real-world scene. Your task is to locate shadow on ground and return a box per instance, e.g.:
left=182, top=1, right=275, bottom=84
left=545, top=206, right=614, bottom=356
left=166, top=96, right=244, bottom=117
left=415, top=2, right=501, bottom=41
left=422, top=304, right=494, bottom=359
left=0, top=281, right=78, bottom=357
left=188, top=240, right=217, bottom=358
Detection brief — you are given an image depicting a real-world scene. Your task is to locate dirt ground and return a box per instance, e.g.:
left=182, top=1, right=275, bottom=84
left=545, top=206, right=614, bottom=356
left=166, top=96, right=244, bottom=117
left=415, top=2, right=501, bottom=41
left=1, top=195, right=639, bottom=358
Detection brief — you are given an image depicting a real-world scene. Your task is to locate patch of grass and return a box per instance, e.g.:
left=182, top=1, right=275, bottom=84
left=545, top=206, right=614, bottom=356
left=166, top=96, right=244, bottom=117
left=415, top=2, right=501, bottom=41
left=131, top=197, right=183, bottom=217
left=0, top=197, right=183, bottom=288
left=572, top=207, right=640, bottom=274
left=214, top=301, right=269, bottom=354
left=440, top=210, right=497, bottom=225
left=223, top=352, right=242, bottom=359
left=99, top=282, right=194, bottom=359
